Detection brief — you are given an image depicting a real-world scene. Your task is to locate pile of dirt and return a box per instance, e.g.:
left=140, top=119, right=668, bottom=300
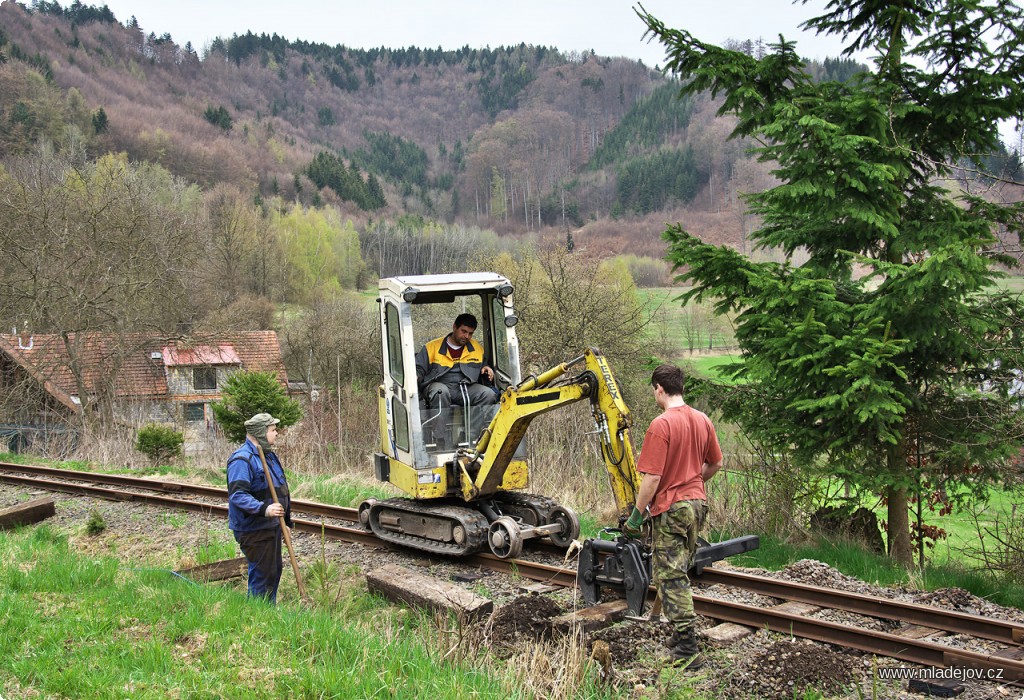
left=588, top=620, right=674, bottom=666
left=728, top=639, right=855, bottom=699
left=485, top=595, right=565, bottom=653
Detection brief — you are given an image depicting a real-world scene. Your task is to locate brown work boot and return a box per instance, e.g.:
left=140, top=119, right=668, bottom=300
left=668, top=628, right=705, bottom=670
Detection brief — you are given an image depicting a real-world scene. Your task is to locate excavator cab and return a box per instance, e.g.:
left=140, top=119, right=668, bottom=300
left=374, top=273, right=526, bottom=499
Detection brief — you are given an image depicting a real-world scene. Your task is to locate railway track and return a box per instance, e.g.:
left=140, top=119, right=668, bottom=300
left=2, top=461, right=1023, bottom=685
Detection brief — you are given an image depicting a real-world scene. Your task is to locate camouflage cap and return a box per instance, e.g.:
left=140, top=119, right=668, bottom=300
left=244, top=413, right=280, bottom=432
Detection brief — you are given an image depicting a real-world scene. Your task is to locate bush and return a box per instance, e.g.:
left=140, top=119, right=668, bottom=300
left=135, top=424, right=184, bottom=464
left=86, top=508, right=107, bottom=536
left=211, top=370, right=303, bottom=443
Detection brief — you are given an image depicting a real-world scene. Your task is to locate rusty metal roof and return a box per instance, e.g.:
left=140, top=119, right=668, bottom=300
left=162, top=345, right=242, bottom=367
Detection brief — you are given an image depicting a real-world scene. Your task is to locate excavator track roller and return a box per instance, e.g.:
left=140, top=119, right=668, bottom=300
left=357, top=498, right=376, bottom=528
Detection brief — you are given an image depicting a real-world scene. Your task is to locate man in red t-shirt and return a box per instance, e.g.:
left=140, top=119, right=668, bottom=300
left=624, top=364, right=723, bottom=669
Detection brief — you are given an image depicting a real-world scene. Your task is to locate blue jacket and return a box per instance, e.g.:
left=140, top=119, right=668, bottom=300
left=226, top=439, right=292, bottom=533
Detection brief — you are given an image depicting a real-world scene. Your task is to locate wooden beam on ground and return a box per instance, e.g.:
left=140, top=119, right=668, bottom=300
left=366, top=563, right=493, bottom=619
left=773, top=601, right=821, bottom=616
left=552, top=599, right=629, bottom=633
left=908, top=677, right=965, bottom=697
left=176, top=557, right=247, bottom=582
left=0, top=496, right=55, bottom=530
left=519, top=582, right=559, bottom=595
left=897, top=624, right=945, bottom=640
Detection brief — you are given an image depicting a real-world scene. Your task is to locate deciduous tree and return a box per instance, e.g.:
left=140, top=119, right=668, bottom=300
left=0, top=146, right=205, bottom=424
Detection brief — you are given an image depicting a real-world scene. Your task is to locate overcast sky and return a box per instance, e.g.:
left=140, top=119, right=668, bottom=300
left=91, top=0, right=855, bottom=66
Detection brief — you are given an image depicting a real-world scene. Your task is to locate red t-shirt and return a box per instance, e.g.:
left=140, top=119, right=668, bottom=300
left=636, top=405, right=723, bottom=516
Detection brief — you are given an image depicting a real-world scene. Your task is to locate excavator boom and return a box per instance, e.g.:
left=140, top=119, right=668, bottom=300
left=459, top=348, right=640, bottom=512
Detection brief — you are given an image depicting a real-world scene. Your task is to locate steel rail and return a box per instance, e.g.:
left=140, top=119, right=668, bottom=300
left=470, top=551, right=581, bottom=587
left=0, top=469, right=384, bottom=546
left=696, top=567, right=1024, bottom=646
left=0, top=461, right=355, bottom=521
left=0, top=464, right=577, bottom=582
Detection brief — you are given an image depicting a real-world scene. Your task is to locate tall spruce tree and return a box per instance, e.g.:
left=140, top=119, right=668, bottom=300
left=639, top=1, right=1024, bottom=565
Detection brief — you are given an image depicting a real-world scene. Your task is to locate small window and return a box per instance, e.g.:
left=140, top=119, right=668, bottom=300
left=391, top=397, right=409, bottom=452
left=184, top=403, right=205, bottom=422
left=194, top=367, right=217, bottom=391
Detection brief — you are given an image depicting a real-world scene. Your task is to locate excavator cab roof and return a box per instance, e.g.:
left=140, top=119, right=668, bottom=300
left=379, top=273, right=514, bottom=305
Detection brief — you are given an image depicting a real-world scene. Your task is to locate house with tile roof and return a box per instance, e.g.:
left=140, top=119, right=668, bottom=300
left=0, top=331, right=290, bottom=454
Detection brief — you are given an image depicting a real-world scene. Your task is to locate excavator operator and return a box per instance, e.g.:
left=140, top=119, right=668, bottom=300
left=416, top=313, right=498, bottom=412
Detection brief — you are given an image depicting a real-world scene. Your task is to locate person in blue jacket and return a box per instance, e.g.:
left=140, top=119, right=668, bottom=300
left=226, top=413, right=292, bottom=603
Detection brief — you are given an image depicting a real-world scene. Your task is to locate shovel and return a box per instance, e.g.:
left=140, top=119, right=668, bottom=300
left=256, top=443, right=307, bottom=600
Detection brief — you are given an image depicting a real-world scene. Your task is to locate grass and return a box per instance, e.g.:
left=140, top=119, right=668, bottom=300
left=918, top=485, right=1019, bottom=564
left=685, top=353, right=742, bottom=382
left=292, top=475, right=394, bottom=507
left=182, top=537, right=237, bottom=566
left=992, top=276, right=1024, bottom=293
left=637, top=287, right=737, bottom=355
left=0, top=526, right=622, bottom=700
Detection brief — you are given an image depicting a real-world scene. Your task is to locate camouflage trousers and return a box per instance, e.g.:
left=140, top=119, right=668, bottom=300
left=652, top=499, right=708, bottom=634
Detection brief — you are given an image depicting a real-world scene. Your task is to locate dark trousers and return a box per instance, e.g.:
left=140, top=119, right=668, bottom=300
left=425, top=381, right=498, bottom=408
left=235, top=527, right=283, bottom=603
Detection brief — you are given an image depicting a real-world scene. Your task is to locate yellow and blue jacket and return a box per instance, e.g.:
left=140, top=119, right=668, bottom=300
left=416, top=334, right=488, bottom=389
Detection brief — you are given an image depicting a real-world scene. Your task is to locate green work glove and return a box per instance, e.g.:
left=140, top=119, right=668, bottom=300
left=623, top=506, right=644, bottom=537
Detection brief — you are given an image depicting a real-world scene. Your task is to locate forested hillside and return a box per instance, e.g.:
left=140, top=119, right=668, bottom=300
left=0, top=0, right=823, bottom=255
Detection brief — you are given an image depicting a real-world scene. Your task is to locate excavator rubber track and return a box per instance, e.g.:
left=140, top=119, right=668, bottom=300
left=366, top=498, right=491, bottom=556
left=494, top=491, right=559, bottom=526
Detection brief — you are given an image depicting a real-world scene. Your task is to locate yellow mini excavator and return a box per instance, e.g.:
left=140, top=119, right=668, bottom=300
left=360, top=272, right=639, bottom=555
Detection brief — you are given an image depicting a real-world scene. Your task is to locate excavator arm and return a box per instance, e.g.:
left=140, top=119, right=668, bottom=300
left=456, top=348, right=640, bottom=512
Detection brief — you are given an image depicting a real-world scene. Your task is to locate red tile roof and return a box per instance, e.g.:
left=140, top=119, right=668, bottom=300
left=0, top=332, right=287, bottom=406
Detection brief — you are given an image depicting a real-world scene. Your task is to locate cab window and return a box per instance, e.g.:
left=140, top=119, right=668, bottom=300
left=385, top=303, right=404, bottom=387
left=491, top=295, right=511, bottom=374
